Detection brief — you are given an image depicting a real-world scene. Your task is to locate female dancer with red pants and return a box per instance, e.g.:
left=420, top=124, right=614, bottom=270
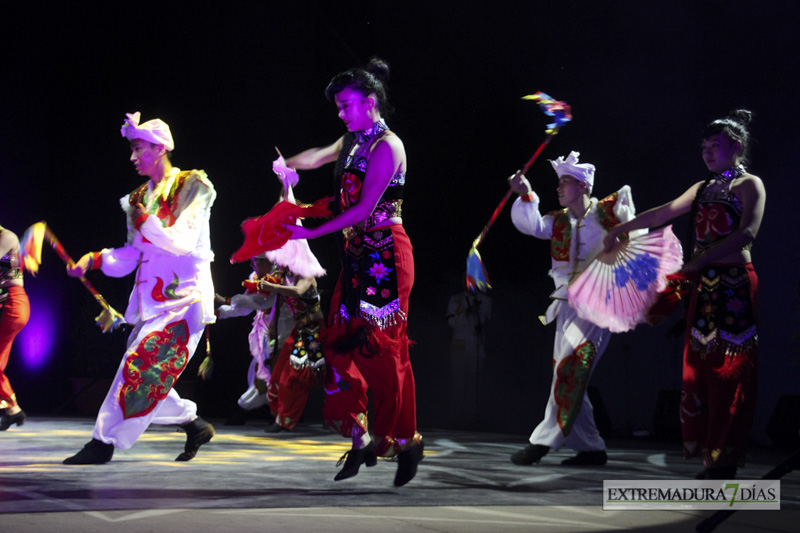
left=605, top=110, right=765, bottom=479
left=284, top=58, right=422, bottom=487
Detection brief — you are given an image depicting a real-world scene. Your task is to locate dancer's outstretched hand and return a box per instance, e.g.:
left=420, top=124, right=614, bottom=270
left=603, top=228, right=621, bottom=252
left=508, top=171, right=532, bottom=196
left=66, top=253, right=91, bottom=277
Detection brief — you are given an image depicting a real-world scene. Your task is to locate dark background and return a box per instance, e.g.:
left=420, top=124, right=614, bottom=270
left=2, top=1, right=799, bottom=445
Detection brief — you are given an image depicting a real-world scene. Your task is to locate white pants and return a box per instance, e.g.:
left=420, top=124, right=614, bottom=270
left=237, top=359, right=268, bottom=410
left=93, top=302, right=206, bottom=449
left=529, top=303, right=609, bottom=452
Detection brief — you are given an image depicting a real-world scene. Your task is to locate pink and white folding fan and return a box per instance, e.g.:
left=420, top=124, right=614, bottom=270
left=567, top=225, right=683, bottom=332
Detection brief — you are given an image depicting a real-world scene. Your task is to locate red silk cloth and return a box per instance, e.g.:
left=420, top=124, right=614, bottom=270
left=230, top=198, right=332, bottom=263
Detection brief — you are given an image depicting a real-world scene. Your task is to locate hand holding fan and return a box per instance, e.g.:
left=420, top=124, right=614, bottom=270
left=230, top=151, right=333, bottom=263
left=567, top=225, right=683, bottom=332
left=229, top=197, right=332, bottom=263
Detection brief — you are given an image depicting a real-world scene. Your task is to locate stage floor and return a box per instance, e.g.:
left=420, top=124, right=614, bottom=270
left=1, top=417, right=797, bottom=532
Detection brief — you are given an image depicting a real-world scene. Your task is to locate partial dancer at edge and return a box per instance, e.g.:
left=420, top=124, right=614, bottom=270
left=0, top=225, right=30, bottom=431
left=64, top=112, right=217, bottom=464
left=283, top=58, right=423, bottom=486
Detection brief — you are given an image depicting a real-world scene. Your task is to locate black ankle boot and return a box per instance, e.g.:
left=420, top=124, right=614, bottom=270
left=264, top=422, right=289, bottom=433
left=511, top=444, right=550, bottom=465
left=63, top=438, right=115, bottom=464
left=394, top=440, right=425, bottom=487
left=334, top=442, right=377, bottom=481
left=704, top=464, right=737, bottom=479
left=176, top=417, right=215, bottom=461
left=561, top=450, right=608, bottom=466
left=0, top=409, right=26, bottom=431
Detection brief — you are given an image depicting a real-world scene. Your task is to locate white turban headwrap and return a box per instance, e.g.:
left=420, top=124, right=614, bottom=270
left=550, top=151, right=595, bottom=193
left=120, top=112, right=175, bottom=151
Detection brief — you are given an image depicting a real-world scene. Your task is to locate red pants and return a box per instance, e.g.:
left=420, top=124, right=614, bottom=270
left=0, top=286, right=30, bottom=408
left=680, top=264, right=758, bottom=468
left=267, top=329, right=320, bottom=430
left=323, top=226, right=419, bottom=457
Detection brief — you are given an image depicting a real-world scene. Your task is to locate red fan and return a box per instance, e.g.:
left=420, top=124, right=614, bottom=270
left=230, top=198, right=332, bottom=263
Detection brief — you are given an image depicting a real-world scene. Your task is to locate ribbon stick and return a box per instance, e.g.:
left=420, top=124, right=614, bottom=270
left=466, top=92, right=572, bottom=292
left=20, top=221, right=126, bottom=332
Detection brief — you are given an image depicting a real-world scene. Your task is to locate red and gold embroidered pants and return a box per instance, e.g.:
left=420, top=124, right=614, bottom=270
left=267, top=324, right=324, bottom=430
left=323, top=226, right=420, bottom=457
left=681, top=263, right=758, bottom=468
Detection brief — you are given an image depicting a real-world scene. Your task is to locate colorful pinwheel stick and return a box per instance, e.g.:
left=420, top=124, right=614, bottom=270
left=522, top=92, right=573, bottom=136
left=20, top=222, right=126, bottom=333
left=466, top=92, right=572, bottom=292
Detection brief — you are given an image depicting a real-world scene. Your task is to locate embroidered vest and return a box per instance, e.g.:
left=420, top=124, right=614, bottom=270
left=129, top=170, right=193, bottom=227
left=693, top=176, right=749, bottom=256
left=549, top=190, right=622, bottom=261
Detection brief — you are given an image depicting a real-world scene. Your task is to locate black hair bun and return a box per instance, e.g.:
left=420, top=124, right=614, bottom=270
left=727, top=109, right=754, bottom=128
left=366, top=58, right=390, bottom=82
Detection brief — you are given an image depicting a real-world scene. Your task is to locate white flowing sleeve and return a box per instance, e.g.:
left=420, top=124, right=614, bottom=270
left=612, top=185, right=647, bottom=237
left=510, top=192, right=554, bottom=240
left=612, top=185, right=636, bottom=223
left=100, top=245, right=139, bottom=278
left=217, top=293, right=273, bottom=319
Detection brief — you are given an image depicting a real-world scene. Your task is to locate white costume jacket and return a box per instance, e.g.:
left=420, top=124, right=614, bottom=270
left=510, top=186, right=637, bottom=324
left=99, top=168, right=216, bottom=324
left=510, top=185, right=637, bottom=451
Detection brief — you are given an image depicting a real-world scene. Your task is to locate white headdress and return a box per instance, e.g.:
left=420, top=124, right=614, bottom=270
left=259, top=154, right=324, bottom=278
left=120, top=112, right=175, bottom=151
left=264, top=234, right=326, bottom=279
left=550, top=151, right=595, bottom=193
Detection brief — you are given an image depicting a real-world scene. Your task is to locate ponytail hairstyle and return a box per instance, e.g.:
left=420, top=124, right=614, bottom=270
left=325, top=58, right=394, bottom=116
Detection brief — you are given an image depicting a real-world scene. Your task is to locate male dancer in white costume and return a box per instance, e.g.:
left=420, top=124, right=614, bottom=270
left=64, top=112, right=216, bottom=464
left=507, top=152, right=636, bottom=466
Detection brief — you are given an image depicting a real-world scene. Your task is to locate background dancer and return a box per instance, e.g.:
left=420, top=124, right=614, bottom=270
left=604, top=110, right=764, bottom=479
left=283, top=58, right=423, bottom=487
left=258, top=234, right=327, bottom=432
left=508, top=152, right=637, bottom=467
left=210, top=253, right=294, bottom=426
left=63, top=112, right=217, bottom=464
